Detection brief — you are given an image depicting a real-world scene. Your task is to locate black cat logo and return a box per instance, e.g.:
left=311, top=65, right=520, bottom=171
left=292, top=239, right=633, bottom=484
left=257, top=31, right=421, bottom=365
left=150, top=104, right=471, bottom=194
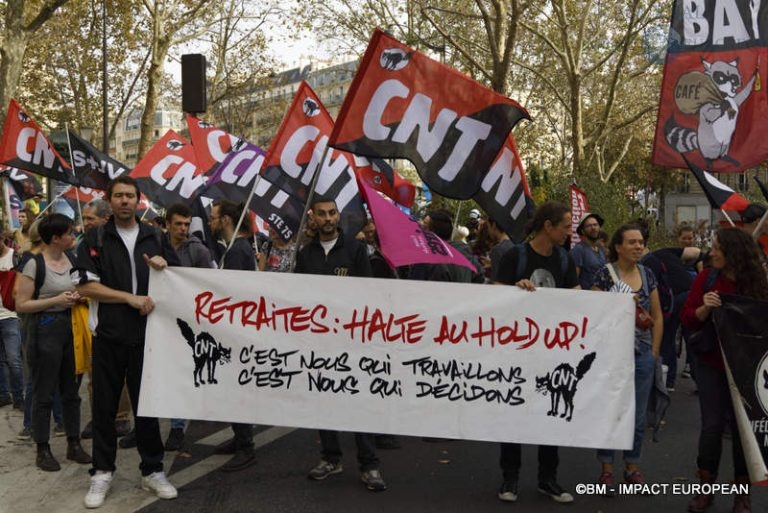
left=18, top=110, right=29, bottom=123
left=232, top=138, right=247, bottom=152
left=197, top=120, right=213, bottom=129
left=535, top=352, right=596, bottom=422
left=380, top=48, right=413, bottom=71
left=166, top=139, right=185, bottom=150
left=303, top=98, right=320, bottom=117
left=177, top=318, right=231, bottom=387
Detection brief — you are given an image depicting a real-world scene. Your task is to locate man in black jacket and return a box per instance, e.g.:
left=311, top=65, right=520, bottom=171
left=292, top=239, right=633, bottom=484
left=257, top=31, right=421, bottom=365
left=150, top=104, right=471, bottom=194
left=295, top=196, right=386, bottom=492
left=74, top=175, right=179, bottom=509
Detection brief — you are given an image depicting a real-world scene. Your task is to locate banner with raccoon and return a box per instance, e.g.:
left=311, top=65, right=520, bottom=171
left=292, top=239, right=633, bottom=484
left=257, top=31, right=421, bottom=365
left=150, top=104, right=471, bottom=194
left=141, top=267, right=635, bottom=448
left=652, top=0, right=768, bottom=172
left=129, top=130, right=207, bottom=207
left=329, top=29, right=530, bottom=199
left=714, top=295, right=768, bottom=485
left=261, top=81, right=366, bottom=239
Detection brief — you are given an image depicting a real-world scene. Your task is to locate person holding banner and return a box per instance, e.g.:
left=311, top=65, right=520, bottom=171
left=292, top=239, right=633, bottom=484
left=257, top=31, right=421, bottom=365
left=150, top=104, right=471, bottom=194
left=207, top=199, right=257, bottom=472
left=295, top=196, right=386, bottom=492
left=73, top=176, right=179, bottom=509
left=494, top=201, right=578, bottom=504
left=681, top=227, right=768, bottom=513
left=591, top=223, right=662, bottom=491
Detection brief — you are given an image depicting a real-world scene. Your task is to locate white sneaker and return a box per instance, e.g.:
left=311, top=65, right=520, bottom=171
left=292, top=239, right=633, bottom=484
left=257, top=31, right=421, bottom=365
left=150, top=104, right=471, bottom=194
left=141, top=471, right=178, bottom=500
left=84, top=471, right=113, bottom=509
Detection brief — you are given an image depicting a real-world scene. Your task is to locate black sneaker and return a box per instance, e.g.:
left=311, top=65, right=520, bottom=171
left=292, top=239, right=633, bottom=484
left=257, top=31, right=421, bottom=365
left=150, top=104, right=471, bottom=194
left=307, top=460, right=343, bottom=480
left=537, top=478, right=574, bottom=503
left=118, top=429, right=137, bottom=449
left=360, top=469, right=387, bottom=491
left=66, top=441, right=92, bottom=464
left=220, top=448, right=256, bottom=472
left=498, top=480, right=518, bottom=502
left=164, top=428, right=185, bottom=451
left=81, top=421, right=93, bottom=440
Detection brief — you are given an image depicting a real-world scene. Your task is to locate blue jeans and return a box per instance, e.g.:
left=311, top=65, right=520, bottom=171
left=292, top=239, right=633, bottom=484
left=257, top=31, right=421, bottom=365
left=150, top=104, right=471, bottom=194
left=597, top=343, right=656, bottom=465
left=0, top=317, right=23, bottom=402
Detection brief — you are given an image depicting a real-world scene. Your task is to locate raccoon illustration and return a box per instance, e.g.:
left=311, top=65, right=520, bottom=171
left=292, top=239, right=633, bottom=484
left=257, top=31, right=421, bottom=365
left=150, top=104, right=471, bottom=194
left=665, top=58, right=756, bottom=168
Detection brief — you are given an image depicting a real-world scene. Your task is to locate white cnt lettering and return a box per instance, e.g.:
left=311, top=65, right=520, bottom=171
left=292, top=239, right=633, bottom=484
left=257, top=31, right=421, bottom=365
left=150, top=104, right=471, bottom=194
left=683, top=0, right=709, bottom=41
left=436, top=116, right=492, bottom=182
left=281, top=125, right=322, bottom=180
left=150, top=156, right=205, bottom=198
left=315, top=151, right=356, bottom=211
left=33, top=132, right=57, bottom=169
left=206, top=130, right=238, bottom=163
left=15, top=128, right=35, bottom=162
left=481, top=148, right=522, bottom=212
left=219, top=150, right=264, bottom=188
left=363, top=79, right=409, bottom=141
left=392, top=93, right=456, bottom=162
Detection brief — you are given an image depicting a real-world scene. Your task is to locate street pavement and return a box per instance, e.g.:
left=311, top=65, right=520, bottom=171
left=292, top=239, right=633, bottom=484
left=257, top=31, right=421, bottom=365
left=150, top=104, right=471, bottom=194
left=1, top=373, right=766, bottom=513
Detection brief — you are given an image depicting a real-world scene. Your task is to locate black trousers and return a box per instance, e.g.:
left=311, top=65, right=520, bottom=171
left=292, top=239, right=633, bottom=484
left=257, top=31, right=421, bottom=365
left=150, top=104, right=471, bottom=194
left=319, top=430, right=379, bottom=471
left=91, top=336, right=163, bottom=476
left=694, top=358, right=747, bottom=478
left=30, top=311, right=80, bottom=443
left=499, top=443, right=559, bottom=482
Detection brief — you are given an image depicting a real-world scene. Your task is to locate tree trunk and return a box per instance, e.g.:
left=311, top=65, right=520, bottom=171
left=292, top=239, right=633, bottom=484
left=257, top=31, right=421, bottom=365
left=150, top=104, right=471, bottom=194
left=0, top=2, right=30, bottom=123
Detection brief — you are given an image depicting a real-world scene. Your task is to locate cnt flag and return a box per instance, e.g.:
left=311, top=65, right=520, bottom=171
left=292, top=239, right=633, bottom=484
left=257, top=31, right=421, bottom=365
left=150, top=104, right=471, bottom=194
left=130, top=130, right=206, bottom=207
left=329, top=28, right=530, bottom=199
left=0, top=165, right=43, bottom=200
left=714, top=295, right=768, bottom=485
left=204, top=139, right=305, bottom=242
left=67, top=130, right=129, bottom=190
left=354, top=156, right=415, bottom=208
left=0, top=99, right=75, bottom=184
left=652, top=0, right=768, bottom=173
left=261, top=80, right=366, bottom=239
left=684, top=156, right=750, bottom=212
left=474, top=133, right=534, bottom=242
left=185, top=114, right=238, bottom=173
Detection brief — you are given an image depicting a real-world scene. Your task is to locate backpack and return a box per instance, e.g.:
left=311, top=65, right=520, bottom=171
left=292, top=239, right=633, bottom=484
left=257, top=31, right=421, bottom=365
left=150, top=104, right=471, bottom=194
left=32, top=251, right=77, bottom=299
left=513, top=243, right=569, bottom=285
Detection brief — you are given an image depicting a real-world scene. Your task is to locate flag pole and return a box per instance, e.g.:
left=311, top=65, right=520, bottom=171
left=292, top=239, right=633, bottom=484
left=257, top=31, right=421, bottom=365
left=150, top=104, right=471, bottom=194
left=752, top=210, right=768, bottom=239
left=218, top=171, right=264, bottom=269
left=720, top=209, right=736, bottom=227
left=288, top=144, right=333, bottom=272
left=36, top=186, right=70, bottom=217
left=64, top=124, right=84, bottom=226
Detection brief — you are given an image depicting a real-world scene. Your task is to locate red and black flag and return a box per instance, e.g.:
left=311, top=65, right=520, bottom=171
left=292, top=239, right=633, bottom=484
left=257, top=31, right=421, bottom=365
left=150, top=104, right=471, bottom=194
left=685, top=156, right=750, bottom=212
left=0, top=166, right=43, bottom=200
left=354, top=156, right=415, bottom=208
left=68, top=130, right=129, bottom=190
left=474, top=134, right=534, bottom=243
left=329, top=28, right=530, bottom=199
left=185, top=114, right=238, bottom=174
left=203, top=139, right=305, bottom=242
left=0, top=99, right=75, bottom=184
left=715, top=295, right=768, bottom=485
left=60, top=186, right=107, bottom=210
left=652, top=1, right=768, bottom=172
left=262, top=81, right=366, bottom=238
left=129, top=130, right=206, bottom=207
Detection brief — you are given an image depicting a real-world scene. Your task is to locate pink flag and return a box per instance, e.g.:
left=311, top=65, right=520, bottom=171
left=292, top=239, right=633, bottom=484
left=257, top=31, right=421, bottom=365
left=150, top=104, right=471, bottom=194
left=358, top=178, right=476, bottom=272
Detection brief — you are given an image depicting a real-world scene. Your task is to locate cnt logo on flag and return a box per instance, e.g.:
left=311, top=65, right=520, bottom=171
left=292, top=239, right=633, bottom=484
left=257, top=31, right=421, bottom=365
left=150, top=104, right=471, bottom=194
left=302, top=98, right=320, bottom=117
left=380, top=48, right=412, bottom=71
left=167, top=139, right=185, bottom=151
left=756, top=352, right=768, bottom=417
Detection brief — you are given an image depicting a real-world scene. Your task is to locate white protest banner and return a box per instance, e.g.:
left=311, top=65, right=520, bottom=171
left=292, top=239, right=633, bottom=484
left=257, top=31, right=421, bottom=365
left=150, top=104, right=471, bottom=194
left=141, top=268, right=635, bottom=449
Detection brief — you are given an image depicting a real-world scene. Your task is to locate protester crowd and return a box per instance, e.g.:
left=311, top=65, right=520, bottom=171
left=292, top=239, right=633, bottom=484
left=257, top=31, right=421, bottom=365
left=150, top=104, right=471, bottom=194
left=0, top=175, right=766, bottom=512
